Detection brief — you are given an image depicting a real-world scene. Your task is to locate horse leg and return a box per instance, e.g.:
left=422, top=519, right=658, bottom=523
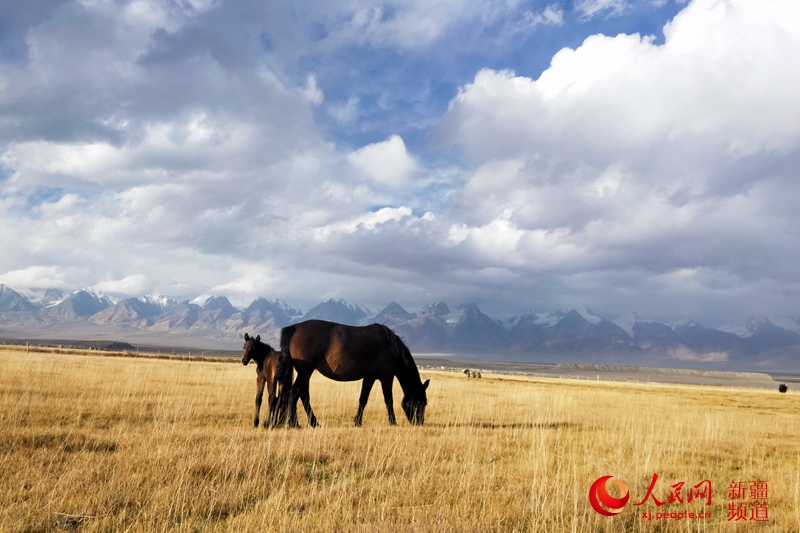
left=354, top=377, right=376, bottom=427
left=380, top=377, right=397, bottom=426
left=254, top=375, right=265, bottom=428
left=299, top=382, right=318, bottom=428
left=289, top=366, right=313, bottom=428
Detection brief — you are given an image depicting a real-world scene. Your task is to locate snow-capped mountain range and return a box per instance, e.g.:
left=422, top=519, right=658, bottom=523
left=1, top=284, right=799, bottom=371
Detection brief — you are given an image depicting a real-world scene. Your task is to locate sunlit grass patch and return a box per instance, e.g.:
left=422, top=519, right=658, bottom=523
left=1, top=348, right=798, bottom=532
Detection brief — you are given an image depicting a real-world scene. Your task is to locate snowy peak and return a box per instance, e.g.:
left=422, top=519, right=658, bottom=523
left=420, top=302, right=450, bottom=317
left=301, top=298, right=369, bottom=325
left=614, top=311, right=652, bottom=337
left=448, top=303, right=510, bottom=350
left=245, top=297, right=301, bottom=317
left=572, top=307, right=603, bottom=325
left=142, top=294, right=178, bottom=311
left=203, top=295, right=236, bottom=313
left=40, top=288, right=67, bottom=307
left=720, top=316, right=800, bottom=338
left=535, top=307, right=603, bottom=328
left=42, top=290, right=113, bottom=319
left=504, top=310, right=539, bottom=330
left=0, top=284, right=39, bottom=312
left=91, top=297, right=165, bottom=323
left=240, top=298, right=300, bottom=329
left=374, top=301, right=415, bottom=326
left=720, top=316, right=800, bottom=352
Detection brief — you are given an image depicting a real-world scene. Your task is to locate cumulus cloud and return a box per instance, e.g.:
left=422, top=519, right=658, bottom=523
left=431, top=0, right=800, bottom=320
left=92, top=274, right=152, bottom=296
left=0, top=265, right=86, bottom=290
left=347, top=135, right=417, bottom=187
left=1, top=0, right=799, bottom=326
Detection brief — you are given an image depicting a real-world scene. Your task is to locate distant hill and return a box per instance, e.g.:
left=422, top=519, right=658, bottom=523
left=1, top=283, right=800, bottom=371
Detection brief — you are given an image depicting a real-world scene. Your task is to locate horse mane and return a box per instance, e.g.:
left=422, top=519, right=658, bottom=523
left=374, top=324, right=415, bottom=370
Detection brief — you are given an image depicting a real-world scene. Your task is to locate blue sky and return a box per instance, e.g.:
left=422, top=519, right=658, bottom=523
left=1, top=0, right=799, bottom=326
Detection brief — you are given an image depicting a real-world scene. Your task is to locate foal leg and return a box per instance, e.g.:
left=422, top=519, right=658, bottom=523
left=266, top=379, right=280, bottom=428
left=267, top=394, right=278, bottom=428
left=354, top=377, right=376, bottom=427
left=380, top=377, right=397, bottom=426
left=253, top=375, right=265, bottom=428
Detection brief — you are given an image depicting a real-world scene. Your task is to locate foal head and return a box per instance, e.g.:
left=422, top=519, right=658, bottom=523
left=242, top=333, right=267, bottom=366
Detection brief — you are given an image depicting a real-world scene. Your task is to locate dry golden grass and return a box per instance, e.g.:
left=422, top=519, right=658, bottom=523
left=1, top=346, right=799, bottom=532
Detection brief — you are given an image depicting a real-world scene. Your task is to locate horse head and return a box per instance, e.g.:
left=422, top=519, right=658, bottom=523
left=401, top=379, right=430, bottom=425
left=242, top=333, right=261, bottom=365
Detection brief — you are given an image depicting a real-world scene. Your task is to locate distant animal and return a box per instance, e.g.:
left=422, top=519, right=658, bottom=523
left=241, top=333, right=316, bottom=428
left=280, top=320, right=429, bottom=427
left=463, top=368, right=482, bottom=379
left=779, top=383, right=788, bottom=393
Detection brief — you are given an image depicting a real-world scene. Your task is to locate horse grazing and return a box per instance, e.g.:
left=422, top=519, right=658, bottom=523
left=463, top=368, right=482, bottom=379
left=241, top=333, right=317, bottom=428
left=281, top=320, right=430, bottom=427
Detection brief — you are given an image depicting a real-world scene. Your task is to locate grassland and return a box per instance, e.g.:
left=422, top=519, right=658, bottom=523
left=1, top=346, right=798, bottom=532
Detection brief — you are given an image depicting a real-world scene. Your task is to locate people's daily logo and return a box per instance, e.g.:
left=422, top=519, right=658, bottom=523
left=589, top=475, right=629, bottom=516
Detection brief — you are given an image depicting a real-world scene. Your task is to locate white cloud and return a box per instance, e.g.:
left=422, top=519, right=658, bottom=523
left=532, top=5, right=565, bottom=27
left=430, top=0, right=800, bottom=319
left=92, top=274, right=152, bottom=295
left=347, top=135, right=417, bottom=187
left=303, top=74, right=324, bottom=105
left=575, top=0, right=629, bottom=20
left=444, top=1, right=800, bottom=170
left=313, top=206, right=414, bottom=241
left=0, top=265, right=89, bottom=290
left=1, top=0, right=799, bottom=327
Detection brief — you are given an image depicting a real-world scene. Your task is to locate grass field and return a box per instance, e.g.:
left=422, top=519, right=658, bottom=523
left=1, top=346, right=798, bottom=532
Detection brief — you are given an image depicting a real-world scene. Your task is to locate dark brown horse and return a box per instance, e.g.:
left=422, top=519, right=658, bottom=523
left=241, top=333, right=316, bottom=428
left=280, top=320, right=429, bottom=427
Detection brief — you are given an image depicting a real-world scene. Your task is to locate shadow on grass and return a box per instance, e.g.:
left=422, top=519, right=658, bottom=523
left=428, top=421, right=577, bottom=430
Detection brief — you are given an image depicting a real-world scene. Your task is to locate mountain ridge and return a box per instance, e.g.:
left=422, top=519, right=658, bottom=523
left=1, top=284, right=799, bottom=371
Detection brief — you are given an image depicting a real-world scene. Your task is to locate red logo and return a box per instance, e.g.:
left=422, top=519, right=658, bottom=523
left=589, top=475, right=630, bottom=516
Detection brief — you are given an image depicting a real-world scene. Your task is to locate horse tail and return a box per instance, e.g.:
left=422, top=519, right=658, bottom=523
left=274, top=326, right=297, bottom=426
left=280, top=324, right=296, bottom=356
left=275, top=350, right=293, bottom=387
